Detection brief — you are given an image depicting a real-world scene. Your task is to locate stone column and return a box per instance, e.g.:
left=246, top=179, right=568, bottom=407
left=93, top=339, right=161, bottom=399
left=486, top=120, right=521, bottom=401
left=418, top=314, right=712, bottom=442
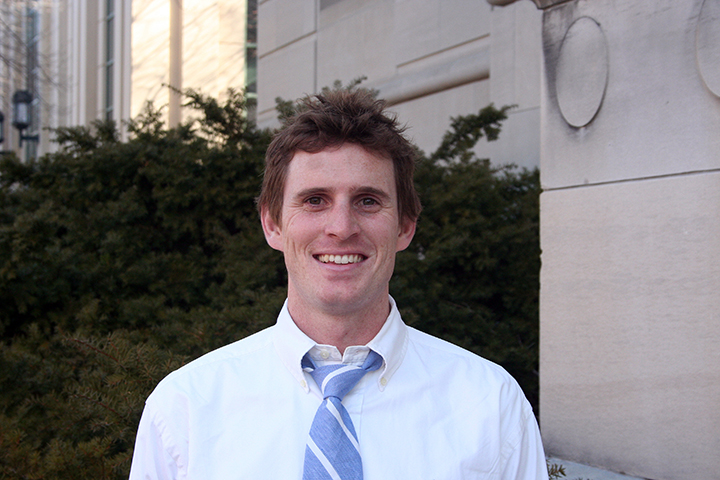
left=525, top=0, right=720, bottom=478
left=168, top=0, right=183, bottom=127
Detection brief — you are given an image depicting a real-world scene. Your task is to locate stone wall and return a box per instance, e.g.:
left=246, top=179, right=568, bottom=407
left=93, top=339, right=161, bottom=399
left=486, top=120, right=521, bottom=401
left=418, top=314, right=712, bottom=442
left=257, top=0, right=542, bottom=169
left=538, top=1, right=720, bottom=478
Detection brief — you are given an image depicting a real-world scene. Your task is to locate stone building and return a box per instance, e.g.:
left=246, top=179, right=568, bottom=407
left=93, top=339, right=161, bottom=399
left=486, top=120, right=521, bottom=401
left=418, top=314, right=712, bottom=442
left=257, top=0, right=542, bottom=170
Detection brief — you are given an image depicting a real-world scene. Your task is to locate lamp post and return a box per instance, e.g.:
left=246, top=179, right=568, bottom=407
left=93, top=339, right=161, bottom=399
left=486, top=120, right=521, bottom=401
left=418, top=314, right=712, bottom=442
left=11, top=90, right=39, bottom=148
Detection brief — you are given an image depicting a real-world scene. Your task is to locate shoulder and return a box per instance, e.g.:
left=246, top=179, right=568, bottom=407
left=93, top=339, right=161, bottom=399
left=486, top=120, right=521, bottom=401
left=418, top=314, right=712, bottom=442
left=404, top=326, right=528, bottom=404
left=146, top=326, right=276, bottom=406
left=407, top=326, right=509, bottom=376
left=404, top=326, right=537, bottom=431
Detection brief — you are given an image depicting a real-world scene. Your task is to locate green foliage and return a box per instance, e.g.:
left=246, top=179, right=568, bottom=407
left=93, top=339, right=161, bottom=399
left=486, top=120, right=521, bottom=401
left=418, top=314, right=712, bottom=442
left=0, top=90, right=283, bottom=343
left=393, top=105, right=541, bottom=409
left=0, top=85, right=541, bottom=477
left=431, top=104, right=515, bottom=162
left=0, top=89, right=285, bottom=479
left=548, top=460, right=567, bottom=479
left=1, top=327, right=184, bottom=479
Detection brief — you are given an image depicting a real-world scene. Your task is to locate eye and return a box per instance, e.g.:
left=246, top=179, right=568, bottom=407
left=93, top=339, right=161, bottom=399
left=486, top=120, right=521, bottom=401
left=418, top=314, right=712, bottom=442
left=306, top=196, right=323, bottom=205
left=360, top=197, right=377, bottom=206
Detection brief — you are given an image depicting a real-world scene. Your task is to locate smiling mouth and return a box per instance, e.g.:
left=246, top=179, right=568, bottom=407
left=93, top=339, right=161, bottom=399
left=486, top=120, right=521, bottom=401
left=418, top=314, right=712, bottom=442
left=315, top=254, right=365, bottom=265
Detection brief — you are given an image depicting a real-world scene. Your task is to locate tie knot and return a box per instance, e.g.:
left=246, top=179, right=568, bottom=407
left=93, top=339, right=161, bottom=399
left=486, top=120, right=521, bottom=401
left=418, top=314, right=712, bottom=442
left=303, top=350, right=383, bottom=400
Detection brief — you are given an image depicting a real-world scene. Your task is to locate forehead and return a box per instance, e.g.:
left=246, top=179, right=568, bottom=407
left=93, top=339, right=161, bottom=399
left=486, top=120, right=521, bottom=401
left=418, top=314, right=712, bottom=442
left=284, top=144, right=396, bottom=196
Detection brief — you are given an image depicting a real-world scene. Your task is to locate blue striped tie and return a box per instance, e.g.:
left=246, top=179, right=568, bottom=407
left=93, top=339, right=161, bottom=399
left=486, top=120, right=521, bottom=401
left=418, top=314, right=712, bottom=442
left=302, top=350, right=383, bottom=480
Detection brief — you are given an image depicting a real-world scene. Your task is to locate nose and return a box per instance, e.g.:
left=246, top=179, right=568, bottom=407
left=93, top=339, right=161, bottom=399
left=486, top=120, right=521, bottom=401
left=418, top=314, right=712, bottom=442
left=324, top=202, right=360, bottom=240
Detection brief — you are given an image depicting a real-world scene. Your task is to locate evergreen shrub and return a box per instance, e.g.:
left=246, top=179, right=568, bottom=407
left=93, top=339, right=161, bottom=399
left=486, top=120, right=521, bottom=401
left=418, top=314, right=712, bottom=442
left=0, top=87, right=539, bottom=478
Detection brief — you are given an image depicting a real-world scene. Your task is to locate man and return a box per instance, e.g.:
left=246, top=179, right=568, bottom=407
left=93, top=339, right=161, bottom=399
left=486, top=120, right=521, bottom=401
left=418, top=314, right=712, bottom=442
left=129, top=90, right=548, bottom=479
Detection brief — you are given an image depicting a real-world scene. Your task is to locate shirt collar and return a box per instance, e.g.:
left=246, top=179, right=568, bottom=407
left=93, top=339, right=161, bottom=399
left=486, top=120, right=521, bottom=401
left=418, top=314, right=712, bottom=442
left=272, top=296, right=408, bottom=393
left=366, top=296, right=408, bottom=391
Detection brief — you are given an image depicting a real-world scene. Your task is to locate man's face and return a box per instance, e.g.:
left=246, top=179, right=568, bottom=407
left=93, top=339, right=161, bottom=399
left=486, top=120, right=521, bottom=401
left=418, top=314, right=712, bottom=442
left=261, top=143, right=416, bottom=319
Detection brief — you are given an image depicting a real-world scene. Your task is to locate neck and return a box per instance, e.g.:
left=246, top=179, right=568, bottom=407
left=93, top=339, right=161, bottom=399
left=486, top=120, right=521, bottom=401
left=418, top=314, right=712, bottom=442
left=287, top=296, right=390, bottom=354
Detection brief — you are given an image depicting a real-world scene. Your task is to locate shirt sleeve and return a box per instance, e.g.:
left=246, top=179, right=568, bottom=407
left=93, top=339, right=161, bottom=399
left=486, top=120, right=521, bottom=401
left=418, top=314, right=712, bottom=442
left=500, top=405, right=549, bottom=480
left=128, top=401, right=182, bottom=480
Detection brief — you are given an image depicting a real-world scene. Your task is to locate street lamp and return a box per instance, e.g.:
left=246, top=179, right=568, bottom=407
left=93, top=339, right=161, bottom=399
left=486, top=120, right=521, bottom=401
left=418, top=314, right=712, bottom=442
left=11, top=90, right=39, bottom=148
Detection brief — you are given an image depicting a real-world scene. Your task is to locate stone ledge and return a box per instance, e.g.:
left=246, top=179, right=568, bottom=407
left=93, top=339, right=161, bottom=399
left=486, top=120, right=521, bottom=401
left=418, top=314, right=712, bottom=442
left=487, top=0, right=574, bottom=10
left=366, top=41, right=490, bottom=106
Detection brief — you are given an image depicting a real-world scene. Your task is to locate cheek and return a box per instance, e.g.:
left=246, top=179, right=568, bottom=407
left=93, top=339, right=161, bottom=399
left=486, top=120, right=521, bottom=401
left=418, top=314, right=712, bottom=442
left=282, top=215, right=317, bottom=248
left=369, top=226, right=405, bottom=255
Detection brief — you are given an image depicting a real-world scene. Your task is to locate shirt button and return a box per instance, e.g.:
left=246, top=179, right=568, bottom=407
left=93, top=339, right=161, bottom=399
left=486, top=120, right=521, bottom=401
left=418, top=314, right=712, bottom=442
left=380, top=377, right=388, bottom=386
left=301, top=379, right=307, bottom=388
left=320, top=350, right=329, bottom=359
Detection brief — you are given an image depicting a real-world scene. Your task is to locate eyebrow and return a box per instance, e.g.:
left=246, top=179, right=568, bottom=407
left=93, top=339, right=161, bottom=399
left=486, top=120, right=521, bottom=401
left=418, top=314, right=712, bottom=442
left=355, top=186, right=392, bottom=202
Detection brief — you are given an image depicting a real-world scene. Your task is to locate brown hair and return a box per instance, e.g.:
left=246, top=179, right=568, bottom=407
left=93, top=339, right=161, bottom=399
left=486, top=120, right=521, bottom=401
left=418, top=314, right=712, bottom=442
left=257, top=89, right=422, bottom=225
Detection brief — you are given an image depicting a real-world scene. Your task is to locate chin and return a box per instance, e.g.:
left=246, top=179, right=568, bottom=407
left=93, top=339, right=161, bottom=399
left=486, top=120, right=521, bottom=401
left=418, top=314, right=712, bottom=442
left=315, top=292, right=372, bottom=315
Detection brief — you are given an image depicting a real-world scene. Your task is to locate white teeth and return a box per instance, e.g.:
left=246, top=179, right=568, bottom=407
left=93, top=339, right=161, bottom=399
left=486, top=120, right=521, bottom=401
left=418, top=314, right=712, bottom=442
left=317, top=254, right=363, bottom=264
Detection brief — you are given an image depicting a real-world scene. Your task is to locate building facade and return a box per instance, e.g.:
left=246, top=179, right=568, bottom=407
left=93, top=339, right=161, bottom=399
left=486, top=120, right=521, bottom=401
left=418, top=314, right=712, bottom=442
left=257, top=0, right=542, bottom=170
left=535, top=0, right=720, bottom=478
left=0, top=0, right=256, bottom=159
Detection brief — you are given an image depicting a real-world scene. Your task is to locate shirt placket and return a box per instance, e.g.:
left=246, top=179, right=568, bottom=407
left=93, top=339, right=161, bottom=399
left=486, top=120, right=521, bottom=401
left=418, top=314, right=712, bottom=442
left=342, top=372, right=375, bottom=441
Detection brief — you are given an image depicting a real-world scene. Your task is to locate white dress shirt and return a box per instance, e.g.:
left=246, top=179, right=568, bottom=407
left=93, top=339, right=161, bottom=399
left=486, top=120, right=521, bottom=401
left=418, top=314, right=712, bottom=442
left=129, top=297, right=548, bottom=479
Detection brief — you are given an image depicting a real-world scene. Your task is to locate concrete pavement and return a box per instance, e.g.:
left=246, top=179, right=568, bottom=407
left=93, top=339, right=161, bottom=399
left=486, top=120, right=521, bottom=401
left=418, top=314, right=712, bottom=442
left=548, top=457, right=648, bottom=480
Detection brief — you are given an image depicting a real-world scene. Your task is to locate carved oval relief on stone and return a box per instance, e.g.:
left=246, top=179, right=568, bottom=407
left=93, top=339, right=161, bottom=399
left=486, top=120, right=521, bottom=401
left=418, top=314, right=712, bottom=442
left=696, top=0, right=720, bottom=97
left=555, top=17, right=609, bottom=128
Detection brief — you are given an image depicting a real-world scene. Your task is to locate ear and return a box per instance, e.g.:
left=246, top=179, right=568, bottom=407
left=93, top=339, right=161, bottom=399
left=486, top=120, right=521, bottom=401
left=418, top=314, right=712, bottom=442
left=395, top=217, right=417, bottom=252
left=261, top=207, right=284, bottom=252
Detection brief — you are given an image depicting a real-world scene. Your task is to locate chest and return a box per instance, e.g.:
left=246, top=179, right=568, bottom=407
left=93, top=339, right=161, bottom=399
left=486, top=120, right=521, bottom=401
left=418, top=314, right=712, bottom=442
left=182, top=377, right=502, bottom=479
